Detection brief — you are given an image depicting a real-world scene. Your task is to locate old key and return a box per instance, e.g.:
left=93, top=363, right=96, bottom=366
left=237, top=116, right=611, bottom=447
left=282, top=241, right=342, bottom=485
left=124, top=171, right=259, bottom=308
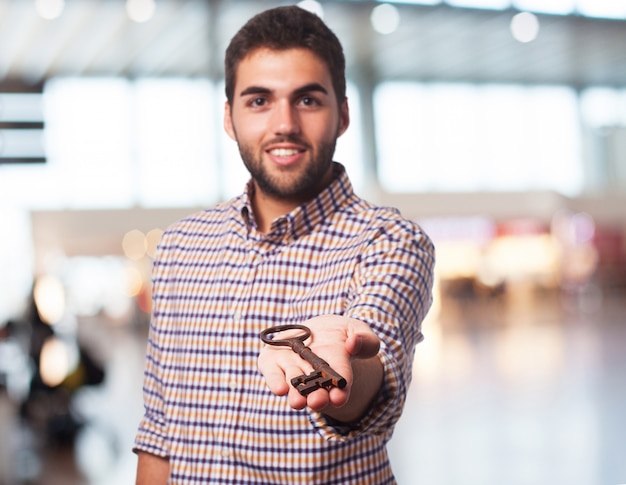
left=260, top=324, right=347, bottom=396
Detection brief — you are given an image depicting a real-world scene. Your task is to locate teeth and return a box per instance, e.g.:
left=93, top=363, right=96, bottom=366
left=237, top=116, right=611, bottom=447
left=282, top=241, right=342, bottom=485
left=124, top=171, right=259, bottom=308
left=270, top=148, right=299, bottom=157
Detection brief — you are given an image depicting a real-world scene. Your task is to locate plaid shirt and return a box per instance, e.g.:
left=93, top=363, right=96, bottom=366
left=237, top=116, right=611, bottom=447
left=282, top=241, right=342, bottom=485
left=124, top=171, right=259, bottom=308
left=134, top=163, right=435, bottom=484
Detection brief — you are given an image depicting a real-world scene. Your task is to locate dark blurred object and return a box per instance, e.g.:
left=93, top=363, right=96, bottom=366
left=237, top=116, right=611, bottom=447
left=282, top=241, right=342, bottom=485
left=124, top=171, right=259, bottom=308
left=15, top=290, right=106, bottom=447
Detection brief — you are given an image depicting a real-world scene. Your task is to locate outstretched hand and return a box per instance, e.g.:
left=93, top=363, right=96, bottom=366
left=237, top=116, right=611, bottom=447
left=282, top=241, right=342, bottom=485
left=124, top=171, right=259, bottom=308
left=257, top=315, right=381, bottom=416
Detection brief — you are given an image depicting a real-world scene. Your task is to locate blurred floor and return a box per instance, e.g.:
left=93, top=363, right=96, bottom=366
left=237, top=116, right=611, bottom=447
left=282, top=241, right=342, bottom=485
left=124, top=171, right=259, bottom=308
left=389, top=283, right=626, bottom=485
left=1, top=284, right=625, bottom=485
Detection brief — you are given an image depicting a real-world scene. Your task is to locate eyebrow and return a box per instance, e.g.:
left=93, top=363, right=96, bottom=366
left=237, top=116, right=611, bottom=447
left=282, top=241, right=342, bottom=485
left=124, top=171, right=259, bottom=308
left=238, top=83, right=329, bottom=98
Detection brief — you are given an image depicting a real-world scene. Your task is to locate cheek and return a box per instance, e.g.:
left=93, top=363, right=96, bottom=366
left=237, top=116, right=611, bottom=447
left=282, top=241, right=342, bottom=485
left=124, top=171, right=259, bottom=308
left=318, top=118, right=342, bottom=140
left=232, top=114, right=267, bottom=143
left=301, top=114, right=333, bottom=138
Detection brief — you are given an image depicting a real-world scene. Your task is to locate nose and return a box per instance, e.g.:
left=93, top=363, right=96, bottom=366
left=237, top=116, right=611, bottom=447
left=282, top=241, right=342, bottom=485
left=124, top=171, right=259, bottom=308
left=271, top=100, right=300, bottom=135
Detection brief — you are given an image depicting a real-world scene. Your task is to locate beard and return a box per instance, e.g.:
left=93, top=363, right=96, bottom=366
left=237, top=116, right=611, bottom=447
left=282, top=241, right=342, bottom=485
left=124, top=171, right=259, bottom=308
left=236, top=134, right=338, bottom=202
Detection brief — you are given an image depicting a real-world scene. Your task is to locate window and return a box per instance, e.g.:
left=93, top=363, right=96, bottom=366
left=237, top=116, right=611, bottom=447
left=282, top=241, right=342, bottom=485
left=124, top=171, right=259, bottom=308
left=375, top=82, right=583, bottom=195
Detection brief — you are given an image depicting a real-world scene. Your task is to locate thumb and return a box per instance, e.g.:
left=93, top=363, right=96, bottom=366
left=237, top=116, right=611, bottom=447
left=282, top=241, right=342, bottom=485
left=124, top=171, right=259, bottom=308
left=346, top=332, right=380, bottom=360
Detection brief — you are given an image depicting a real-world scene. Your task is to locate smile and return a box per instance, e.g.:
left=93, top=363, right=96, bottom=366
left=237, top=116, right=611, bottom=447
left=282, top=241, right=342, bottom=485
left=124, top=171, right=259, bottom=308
left=269, top=148, right=302, bottom=157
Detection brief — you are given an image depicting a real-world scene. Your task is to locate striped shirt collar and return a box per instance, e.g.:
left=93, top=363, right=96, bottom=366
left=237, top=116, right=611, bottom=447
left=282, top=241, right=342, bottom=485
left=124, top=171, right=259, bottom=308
left=238, top=162, right=354, bottom=242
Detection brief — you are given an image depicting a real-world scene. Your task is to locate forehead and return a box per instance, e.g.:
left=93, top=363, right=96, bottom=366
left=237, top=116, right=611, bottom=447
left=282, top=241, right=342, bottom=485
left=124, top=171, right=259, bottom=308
left=234, top=47, right=334, bottom=95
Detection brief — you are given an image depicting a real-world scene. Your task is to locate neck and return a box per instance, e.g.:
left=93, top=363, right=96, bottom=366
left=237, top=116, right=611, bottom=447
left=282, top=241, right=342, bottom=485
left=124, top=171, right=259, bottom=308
left=250, top=165, right=335, bottom=234
left=250, top=189, right=300, bottom=234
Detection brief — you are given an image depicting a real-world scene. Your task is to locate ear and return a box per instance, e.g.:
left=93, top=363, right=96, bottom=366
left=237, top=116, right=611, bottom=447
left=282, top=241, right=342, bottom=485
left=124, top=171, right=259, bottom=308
left=337, top=98, right=350, bottom=137
left=224, top=101, right=236, bottom=141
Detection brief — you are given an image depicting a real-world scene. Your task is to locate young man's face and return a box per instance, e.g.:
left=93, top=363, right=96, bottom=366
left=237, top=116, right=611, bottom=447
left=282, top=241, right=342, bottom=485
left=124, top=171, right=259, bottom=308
left=224, top=47, right=349, bottom=205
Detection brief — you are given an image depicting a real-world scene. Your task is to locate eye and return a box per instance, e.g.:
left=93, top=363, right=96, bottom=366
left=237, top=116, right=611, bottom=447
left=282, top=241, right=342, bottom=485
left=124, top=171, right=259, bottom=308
left=299, top=96, right=320, bottom=107
left=248, top=97, right=267, bottom=108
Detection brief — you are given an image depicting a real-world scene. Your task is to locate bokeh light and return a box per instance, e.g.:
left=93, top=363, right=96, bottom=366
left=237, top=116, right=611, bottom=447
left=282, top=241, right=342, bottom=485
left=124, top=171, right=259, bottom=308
left=35, top=0, right=65, bottom=20
left=510, top=11, right=540, bottom=43
left=297, top=0, right=324, bottom=18
left=33, top=275, right=65, bottom=325
left=122, top=229, right=147, bottom=261
left=125, top=0, right=155, bottom=23
left=39, top=337, right=71, bottom=387
left=371, top=4, right=400, bottom=35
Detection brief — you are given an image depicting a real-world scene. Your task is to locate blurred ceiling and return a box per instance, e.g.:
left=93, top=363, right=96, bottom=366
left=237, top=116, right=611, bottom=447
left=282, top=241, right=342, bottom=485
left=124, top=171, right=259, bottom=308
left=0, top=0, right=625, bottom=90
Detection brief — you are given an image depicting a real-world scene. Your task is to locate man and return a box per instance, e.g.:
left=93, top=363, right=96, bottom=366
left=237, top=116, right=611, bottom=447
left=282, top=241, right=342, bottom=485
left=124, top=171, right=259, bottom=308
left=134, top=5, right=434, bottom=484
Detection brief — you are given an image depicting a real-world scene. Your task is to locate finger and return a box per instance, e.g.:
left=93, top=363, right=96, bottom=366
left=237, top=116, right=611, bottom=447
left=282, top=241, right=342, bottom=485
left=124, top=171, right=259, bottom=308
left=258, top=348, right=298, bottom=396
left=286, top=382, right=309, bottom=410
left=260, top=364, right=290, bottom=396
left=302, top=387, right=331, bottom=411
left=326, top=385, right=349, bottom=408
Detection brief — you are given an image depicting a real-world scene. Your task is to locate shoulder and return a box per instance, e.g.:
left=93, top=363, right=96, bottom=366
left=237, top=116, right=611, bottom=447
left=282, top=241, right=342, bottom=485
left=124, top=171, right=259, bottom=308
left=338, top=196, right=434, bottom=251
left=159, top=198, right=244, bottom=248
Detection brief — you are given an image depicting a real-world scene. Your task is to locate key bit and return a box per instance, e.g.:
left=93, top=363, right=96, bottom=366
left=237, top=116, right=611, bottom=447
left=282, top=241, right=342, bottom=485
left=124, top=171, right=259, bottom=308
left=292, top=370, right=345, bottom=396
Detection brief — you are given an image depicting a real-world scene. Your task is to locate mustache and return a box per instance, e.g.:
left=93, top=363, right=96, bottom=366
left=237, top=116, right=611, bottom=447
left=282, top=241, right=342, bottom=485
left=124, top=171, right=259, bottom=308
left=264, top=135, right=311, bottom=150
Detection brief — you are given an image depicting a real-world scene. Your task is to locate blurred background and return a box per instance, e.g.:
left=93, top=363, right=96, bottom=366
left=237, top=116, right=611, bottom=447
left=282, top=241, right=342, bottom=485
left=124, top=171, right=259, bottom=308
left=0, top=0, right=625, bottom=484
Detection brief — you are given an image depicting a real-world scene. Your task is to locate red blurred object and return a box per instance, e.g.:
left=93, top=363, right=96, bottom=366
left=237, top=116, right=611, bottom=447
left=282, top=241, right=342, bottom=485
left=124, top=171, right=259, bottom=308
left=592, top=225, right=626, bottom=286
left=496, top=218, right=549, bottom=237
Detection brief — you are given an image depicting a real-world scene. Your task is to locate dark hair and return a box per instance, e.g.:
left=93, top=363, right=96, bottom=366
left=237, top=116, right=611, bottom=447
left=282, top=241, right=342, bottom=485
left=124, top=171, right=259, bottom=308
left=224, top=6, right=346, bottom=105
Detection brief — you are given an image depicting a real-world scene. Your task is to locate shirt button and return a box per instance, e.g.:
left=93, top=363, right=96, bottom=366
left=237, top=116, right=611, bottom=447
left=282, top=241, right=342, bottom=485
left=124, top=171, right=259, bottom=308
left=220, top=448, right=231, bottom=458
left=229, top=380, right=238, bottom=391
left=233, top=311, right=242, bottom=323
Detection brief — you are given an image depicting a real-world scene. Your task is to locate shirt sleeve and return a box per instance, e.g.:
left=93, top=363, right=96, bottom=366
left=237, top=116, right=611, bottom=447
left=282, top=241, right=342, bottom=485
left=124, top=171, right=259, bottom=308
left=133, top=237, right=172, bottom=458
left=309, top=214, right=435, bottom=441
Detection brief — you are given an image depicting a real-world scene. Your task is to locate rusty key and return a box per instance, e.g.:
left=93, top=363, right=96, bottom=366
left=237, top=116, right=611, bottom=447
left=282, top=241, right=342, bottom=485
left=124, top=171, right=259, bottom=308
left=260, top=324, right=347, bottom=396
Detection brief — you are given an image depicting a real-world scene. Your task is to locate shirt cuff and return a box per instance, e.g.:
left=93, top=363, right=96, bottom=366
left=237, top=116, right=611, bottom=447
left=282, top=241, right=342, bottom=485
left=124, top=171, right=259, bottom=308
left=306, top=345, right=404, bottom=442
left=133, top=414, right=169, bottom=457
